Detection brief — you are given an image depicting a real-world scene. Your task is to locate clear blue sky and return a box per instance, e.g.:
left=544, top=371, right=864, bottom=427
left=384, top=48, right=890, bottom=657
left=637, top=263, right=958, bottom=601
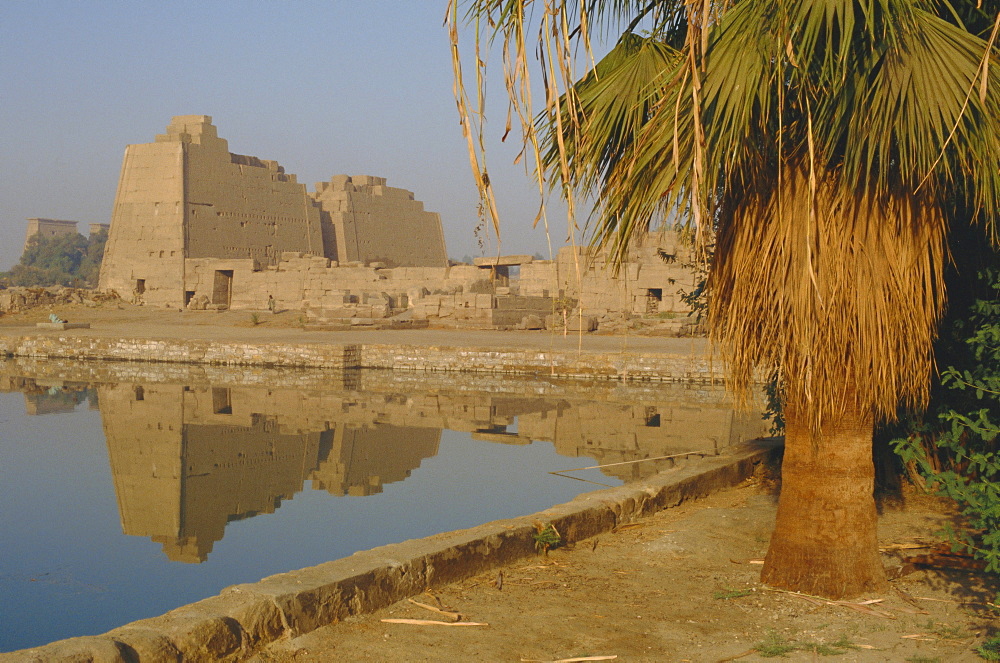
left=0, top=1, right=590, bottom=271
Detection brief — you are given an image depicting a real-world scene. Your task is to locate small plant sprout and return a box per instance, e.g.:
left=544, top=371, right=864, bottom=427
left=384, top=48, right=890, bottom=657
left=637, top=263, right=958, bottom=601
left=532, top=522, right=562, bottom=554
left=713, top=587, right=753, bottom=600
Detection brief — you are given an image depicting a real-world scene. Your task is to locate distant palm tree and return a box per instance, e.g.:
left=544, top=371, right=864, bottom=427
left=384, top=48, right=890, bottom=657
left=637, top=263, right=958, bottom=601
left=452, top=0, right=1000, bottom=597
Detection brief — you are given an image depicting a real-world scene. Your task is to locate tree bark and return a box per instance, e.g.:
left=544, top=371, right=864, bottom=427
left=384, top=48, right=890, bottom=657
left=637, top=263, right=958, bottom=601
left=760, top=400, right=888, bottom=599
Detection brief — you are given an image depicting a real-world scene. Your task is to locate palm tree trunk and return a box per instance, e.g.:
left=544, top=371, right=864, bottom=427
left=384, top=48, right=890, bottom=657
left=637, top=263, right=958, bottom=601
left=760, top=398, right=888, bottom=599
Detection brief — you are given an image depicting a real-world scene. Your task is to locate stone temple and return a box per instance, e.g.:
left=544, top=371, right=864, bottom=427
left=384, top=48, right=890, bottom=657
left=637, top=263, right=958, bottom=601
left=99, top=115, right=447, bottom=309
left=98, top=115, right=699, bottom=331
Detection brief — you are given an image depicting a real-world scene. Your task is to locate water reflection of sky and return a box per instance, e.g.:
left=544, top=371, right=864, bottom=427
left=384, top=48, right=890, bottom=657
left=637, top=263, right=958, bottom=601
left=0, top=366, right=765, bottom=652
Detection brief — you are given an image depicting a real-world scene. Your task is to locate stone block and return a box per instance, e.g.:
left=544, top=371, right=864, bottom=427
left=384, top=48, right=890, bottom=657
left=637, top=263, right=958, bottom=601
left=475, top=294, right=494, bottom=309
left=566, top=314, right=598, bottom=332
left=137, top=607, right=241, bottom=662
left=105, top=627, right=183, bottom=661
left=328, top=174, right=353, bottom=191
left=308, top=257, right=331, bottom=270
left=522, top=314, right=544, bottom=330
left=472, top=254, right=534, bottom=267
left=4, top=636, right=129, bottom=662
left=407, top=287, right=429, bottom=304
left=36, top=322, right=91, bottom=330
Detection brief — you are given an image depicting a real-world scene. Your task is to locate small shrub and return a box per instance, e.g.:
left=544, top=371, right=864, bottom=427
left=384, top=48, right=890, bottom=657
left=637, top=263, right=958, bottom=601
left=889, top=266, right=1000, bottom=573
left=978, top=634, right=1000, bottom=661
left=532, top=522, right=562, bottom=554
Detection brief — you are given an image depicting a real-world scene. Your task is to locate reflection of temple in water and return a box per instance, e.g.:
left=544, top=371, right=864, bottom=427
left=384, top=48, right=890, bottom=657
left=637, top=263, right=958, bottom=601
left=99, top=383, right=441, bottom=562
left=4, top=376, right=99, bottom=415
left=0, top=366, right=767, bottom=563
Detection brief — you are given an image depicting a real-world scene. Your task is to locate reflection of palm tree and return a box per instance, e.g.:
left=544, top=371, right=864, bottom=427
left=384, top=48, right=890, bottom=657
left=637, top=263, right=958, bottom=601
left=452, top=2, right=1000, bottom=597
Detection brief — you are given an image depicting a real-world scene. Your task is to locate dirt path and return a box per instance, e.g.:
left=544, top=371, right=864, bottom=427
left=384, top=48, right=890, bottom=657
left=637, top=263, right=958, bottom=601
left=253, top=478, right=998, bottom=663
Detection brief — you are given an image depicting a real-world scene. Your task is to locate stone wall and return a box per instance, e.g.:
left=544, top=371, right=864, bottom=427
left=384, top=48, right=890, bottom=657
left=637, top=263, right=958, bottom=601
left=23, top=218, right=80, bottom=252
left=313, top=175, right=447, bottom=268
left=99, top=123, right=190, bottom=306
left=95, top=116, right=700, bottom=325
left=99, top=116, right=449, bottom=309
left=520, top=232, right=699, bottom=318
left=181, top=117, right=323, bottom=266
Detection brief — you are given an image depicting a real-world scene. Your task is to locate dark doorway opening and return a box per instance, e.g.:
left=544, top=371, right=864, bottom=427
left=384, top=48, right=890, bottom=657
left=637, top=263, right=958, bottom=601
left=646, top=288, right=662, bottom=314
left=212, top=388, right=232, bottom=415
left=212, top=270, right=233, bottom=308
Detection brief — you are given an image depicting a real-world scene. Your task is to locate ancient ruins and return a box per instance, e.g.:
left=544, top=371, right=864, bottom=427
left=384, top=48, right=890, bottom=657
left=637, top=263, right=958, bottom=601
left=97, top=115, right=698, bottom=331
left=24, top=218, right=109, bottom=253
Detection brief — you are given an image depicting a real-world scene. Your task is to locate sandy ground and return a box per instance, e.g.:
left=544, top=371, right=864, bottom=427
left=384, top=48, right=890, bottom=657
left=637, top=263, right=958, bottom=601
left=251, top=475, right=998, bottom=663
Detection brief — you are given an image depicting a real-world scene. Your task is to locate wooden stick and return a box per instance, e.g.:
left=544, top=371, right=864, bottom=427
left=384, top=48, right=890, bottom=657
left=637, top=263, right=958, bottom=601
left=407, top=598, right=461, bottom=622
left=549, top=449, right=716, bottom=475
left=381, top=618, right=487, bottom=626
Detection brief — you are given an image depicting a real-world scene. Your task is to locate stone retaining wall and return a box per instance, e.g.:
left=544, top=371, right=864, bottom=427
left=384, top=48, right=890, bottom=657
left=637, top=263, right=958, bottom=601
left=0, top=335, right=361, bottom=370
left=0, top=334, right=722, bottom=382
left=361, top=343, right=721, bottom=382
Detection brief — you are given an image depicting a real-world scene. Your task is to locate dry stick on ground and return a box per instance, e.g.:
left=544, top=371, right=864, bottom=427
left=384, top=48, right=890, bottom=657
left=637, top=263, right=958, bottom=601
left=407, top=598, right=461, bottom=622
left=520, top=657, right=618, bottom=662
left=767, top=588, right=897, bottom=618
left=380, top=619, right=488, bottom=627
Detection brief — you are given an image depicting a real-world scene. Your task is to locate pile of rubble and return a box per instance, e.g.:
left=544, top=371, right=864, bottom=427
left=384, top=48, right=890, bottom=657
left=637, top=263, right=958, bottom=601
left=0, top=287, right=119, bottom=314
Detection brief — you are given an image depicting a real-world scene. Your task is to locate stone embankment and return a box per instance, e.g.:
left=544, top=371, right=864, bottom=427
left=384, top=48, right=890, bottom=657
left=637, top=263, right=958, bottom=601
left=0, top=331, right=720, bottom=383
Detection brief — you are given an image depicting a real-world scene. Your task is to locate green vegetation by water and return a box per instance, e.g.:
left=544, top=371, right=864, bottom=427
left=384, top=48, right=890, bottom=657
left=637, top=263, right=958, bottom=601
left=2, top=229, right=107, bottom=287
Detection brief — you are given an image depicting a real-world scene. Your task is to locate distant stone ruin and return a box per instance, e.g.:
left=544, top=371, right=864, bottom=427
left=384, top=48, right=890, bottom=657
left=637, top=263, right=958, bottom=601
left=24, top=218, right=109, bottom=253
left=99, top=115, right=447, bottom=308
left=95, top=115, right=700, bottom=333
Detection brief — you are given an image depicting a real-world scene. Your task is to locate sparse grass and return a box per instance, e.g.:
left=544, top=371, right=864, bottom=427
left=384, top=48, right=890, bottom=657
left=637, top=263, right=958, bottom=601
left=978, top=634, right=1000, bottom=661
left=905, top=657, right=941, bottom=663
left=755, top=631, right=797, bottom=657
left=249, top=312, right=261, bottom=326
left=713, top=587, right=753, bottom=600
left=754, top=631, right=861, bottom=658
left=925, top=619, right=968, bottom=641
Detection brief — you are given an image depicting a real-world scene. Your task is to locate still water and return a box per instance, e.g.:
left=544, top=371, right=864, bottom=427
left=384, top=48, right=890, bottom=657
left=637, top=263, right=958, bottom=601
left=0, top=360, right=765, bottom=651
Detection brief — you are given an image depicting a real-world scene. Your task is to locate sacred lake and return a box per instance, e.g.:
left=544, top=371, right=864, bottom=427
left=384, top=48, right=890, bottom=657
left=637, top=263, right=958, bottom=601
left=0, top=358, right=766, bottom=651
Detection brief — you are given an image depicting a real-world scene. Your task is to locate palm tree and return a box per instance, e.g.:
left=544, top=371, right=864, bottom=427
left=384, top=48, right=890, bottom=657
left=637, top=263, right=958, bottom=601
left=451, top=0, right=1000, bottom=598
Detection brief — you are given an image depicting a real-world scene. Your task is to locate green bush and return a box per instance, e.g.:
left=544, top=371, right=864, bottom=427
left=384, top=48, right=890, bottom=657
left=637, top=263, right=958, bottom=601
left=891, top=265, right=1000, bottom=573
left=2, top=229, right=107, bottom=287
